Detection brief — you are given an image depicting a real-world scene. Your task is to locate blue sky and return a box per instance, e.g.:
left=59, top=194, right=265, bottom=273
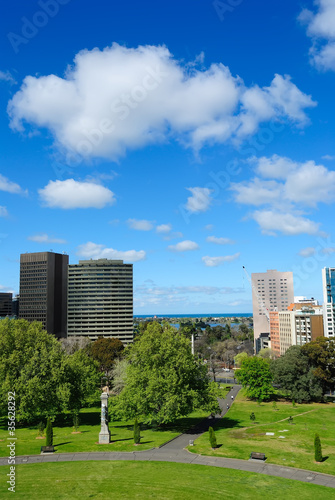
left=1, top=0, right=335, bottom=314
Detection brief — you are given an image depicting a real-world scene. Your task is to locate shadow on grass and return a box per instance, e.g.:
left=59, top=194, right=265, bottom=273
left=111, top=437, right=133, bottom=443
left=322, top=456, right=329, bottom=462
left=54, top=442, right=72, bottom=447
left=213, top=417, right=242, bottom=431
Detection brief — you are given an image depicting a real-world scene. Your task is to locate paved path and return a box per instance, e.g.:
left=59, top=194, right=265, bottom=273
left=1, top=385, right=335, bottom=489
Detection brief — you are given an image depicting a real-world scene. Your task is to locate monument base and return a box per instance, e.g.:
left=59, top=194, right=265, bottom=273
left=99, top=431, right=111, bottom=444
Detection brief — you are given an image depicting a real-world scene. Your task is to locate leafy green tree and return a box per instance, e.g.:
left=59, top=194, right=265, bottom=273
left=271, top=345, right=323, bottom=403
left=134, top=418, right=140, bottom=445
left=0, top=319, right=100, bottom=422
left=111, top=359, right=129, bottom=395
left=314, top=433, right=322, bottom=462
left=234, top=352, right=249, bottom=368
left=208, top=426, right=217, bottom=449
left=45, top=418, right=53, bottom=447
left=236, top=356, right=274, bottom=401
left=0, top=319, right=68, bottom=422
left=302, top=338, right=335, bottom=393
left=114, top=322, right=219, bottom=424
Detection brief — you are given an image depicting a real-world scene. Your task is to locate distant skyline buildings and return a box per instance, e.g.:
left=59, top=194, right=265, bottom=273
left=19, top=252, right=68, bottom=338
left=322, top=267, right=335, bottom=338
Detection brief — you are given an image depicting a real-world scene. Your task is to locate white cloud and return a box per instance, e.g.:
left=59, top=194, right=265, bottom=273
left=156, top=223, right=172, bottom=233
left=0, top=207, right=8, bottom=217
left=0, top=70, right=16, bottom=84
left=8, top=44, right=316, bottom=161
left=204, top=224, right=214, bottom=231
left=38, top=179, right=115, bottom=209
left=252, top=210, right=320, bottom=236
left=77, top=242, right=146, bottom=262
left=28, top=233, right=67, bottom=244
left=298, top=247, right=317, bottom=257
left=127, top=219, right=154, bottom=231
left=322, top=247, right=335, bottom=254
left=322, top=154, right=335, bottom=160
left=299, top=1, right=335, bottom=71
left=0, top=174, right=26, bottom=194
left=168, top=240, right=199, bottom=252
left=206, top=236, right=235, bottom=245
left=202, top=253, right=240, bottom=267
left=185, top=187, right=213, bottom=213
left=231, top=154, right=335, bottom=235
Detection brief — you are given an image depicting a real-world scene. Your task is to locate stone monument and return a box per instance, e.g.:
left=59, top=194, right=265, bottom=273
left=99, top=391, right=111, bottom=444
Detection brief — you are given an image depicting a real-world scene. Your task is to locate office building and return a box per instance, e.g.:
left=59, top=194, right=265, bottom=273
left=0, top=292, right=12, bottom=317
left=278, top=308, right=323, bottom=356
left=322, top=267, right=335, bottom=338
left=251, top=269, right=294, bottom=348
left=67, top=259, right=133, bottom=343
left=19, top=252, right=68, bottom=338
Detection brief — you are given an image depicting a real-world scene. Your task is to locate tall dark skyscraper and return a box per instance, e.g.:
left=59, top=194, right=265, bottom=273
left=68, top=259, right=133, bottom=343
left=0, top=292, right=12, bottom=317
left=19, top=252, right=68, bottom=338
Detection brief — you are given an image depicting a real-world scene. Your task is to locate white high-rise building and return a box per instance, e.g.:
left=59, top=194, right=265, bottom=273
left=251, top=269, right=294, bottom=348
left=322, top=267, right=335, bottom=338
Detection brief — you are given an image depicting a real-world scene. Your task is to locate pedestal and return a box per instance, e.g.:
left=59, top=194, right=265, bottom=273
left=99, top=392, right=111, bottom=444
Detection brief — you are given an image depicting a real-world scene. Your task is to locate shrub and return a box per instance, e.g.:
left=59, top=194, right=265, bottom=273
left=73, top=413, right=80, bottom=432
left=45, top=418, right=53, bottom=447
left=37, top=421, right=45, bottom=437
left=208, top=426, right=217, bottom=449
left=250, top=412, right=256, bottom=423
left=314, top=433, right=322, bottom=462
left=288, top=416, right=293, bottom=424
left=134, top=418, right=141, bottom=445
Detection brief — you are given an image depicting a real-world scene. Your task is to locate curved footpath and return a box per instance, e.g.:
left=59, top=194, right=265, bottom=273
left=1, top=385, right=335, bottom=489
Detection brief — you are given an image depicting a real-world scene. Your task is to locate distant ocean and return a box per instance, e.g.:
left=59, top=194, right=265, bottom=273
left=134, top=313, right=252, bottom=318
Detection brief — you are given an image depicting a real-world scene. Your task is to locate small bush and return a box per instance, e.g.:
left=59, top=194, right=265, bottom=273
left=134, top=418, right=141, bottom=445
left=314, top=433, right=322, bottom=462
left=37, top=421, right=45, bottom=437
left=250, top=412, right=256, bottom=423
left=272, top=401, right=277, bottom=411
left=288, top=416, right=293, bottom=424
left=208, top=426, right=217, bottom=449
left=45, top=418, right=53, bottom=447
left=73, top=414, right=80, bottom=432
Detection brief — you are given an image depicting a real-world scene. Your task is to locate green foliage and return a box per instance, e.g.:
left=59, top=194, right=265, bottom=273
left=314, top=433, right=322, bottom=462
left=111, top=359, right=129, bottom=395
left=37, top=421, right=45, bottom=437
left=133, top=418, right=140, bottom=444
left=234, top=351, right=248, bottom=368
left=208, top=426, right=217, bottom=449
left=302, top=337, right=335, bottom=393
left=272, top=401, right=277, bottom=411
left=236, top=357, right=274, bottom=401
left=0, top=319, right=100, bottom=422
left=288, top=416, right=293, bottom=424
left=114, top=322, right=219, bottom=424
left=89, top=337, right=124, bottom=378
left=250, top=412, right=255, bottom=422
left=271, top=345, right=323, bottom=403
left=73, top=414, right=80, bottom=432
left=45, top=418, right=53, bottom=447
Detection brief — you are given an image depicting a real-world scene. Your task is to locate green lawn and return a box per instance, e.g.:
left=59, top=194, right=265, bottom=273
left=188, top=390, right=335, bottom=475
left=0, top=408, right=207, bottom=456
left=1, top=461, right=334, bottom=499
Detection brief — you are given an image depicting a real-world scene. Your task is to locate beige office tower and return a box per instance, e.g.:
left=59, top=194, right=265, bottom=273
left=19, top=252, right=68, bottom=338
left=251, top=270, right=294, bottom=349
left=67, top=259, right=133, bottom=343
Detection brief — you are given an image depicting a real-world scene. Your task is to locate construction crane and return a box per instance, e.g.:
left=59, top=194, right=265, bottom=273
left=242, top=266, right=270, bottom=323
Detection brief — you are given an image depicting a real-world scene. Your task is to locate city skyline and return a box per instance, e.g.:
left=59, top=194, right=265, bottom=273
left=1, top=1, right=335, bottom=314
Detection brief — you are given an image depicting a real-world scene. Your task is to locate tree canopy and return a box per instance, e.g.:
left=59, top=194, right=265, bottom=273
left=114, top=322, right=219, bottom=424
left=89, top=337, right=124, bottom=380
left=301, top=337, right=335, bottom=393
left=271, top=345, right=323, bottom=403
left=0, top=319, right=99, bottom=422
left=236, top=356, right=274, bottom=401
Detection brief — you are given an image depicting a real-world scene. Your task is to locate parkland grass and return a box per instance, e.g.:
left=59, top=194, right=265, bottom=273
left=1, top=461, right=334, bottom=499
left=188, top=389, right=335, bottom=475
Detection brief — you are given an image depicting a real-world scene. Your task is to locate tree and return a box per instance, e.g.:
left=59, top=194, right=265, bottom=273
left=89, top=337, right=124, bottom=386
left=208, top=426, right=217, bottom=449
left=0, top=319, right=100, bottom=422
left=0, top=319, right=68, bottom=422
left=45, top=418, right=53, bottom=447
left=114, top=322, right=219, bottom=424
left=236, top=356, right=274, bottom=401
left=110, top=359, right=129, bottom=395
left=61, top=336, right=91, bottom=355
left=134, top=418, right=140, bottom=445
left=302, top=337, right=335, bottom=394
left=250, top=412, right=256, bottom=423
left=314, top=433, right=322, bottom=462
left=271, top=345, right=323, bottom=403
left=258, top=348, right=276, bottom=360
left=234, top=352, right=249, bottom=368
